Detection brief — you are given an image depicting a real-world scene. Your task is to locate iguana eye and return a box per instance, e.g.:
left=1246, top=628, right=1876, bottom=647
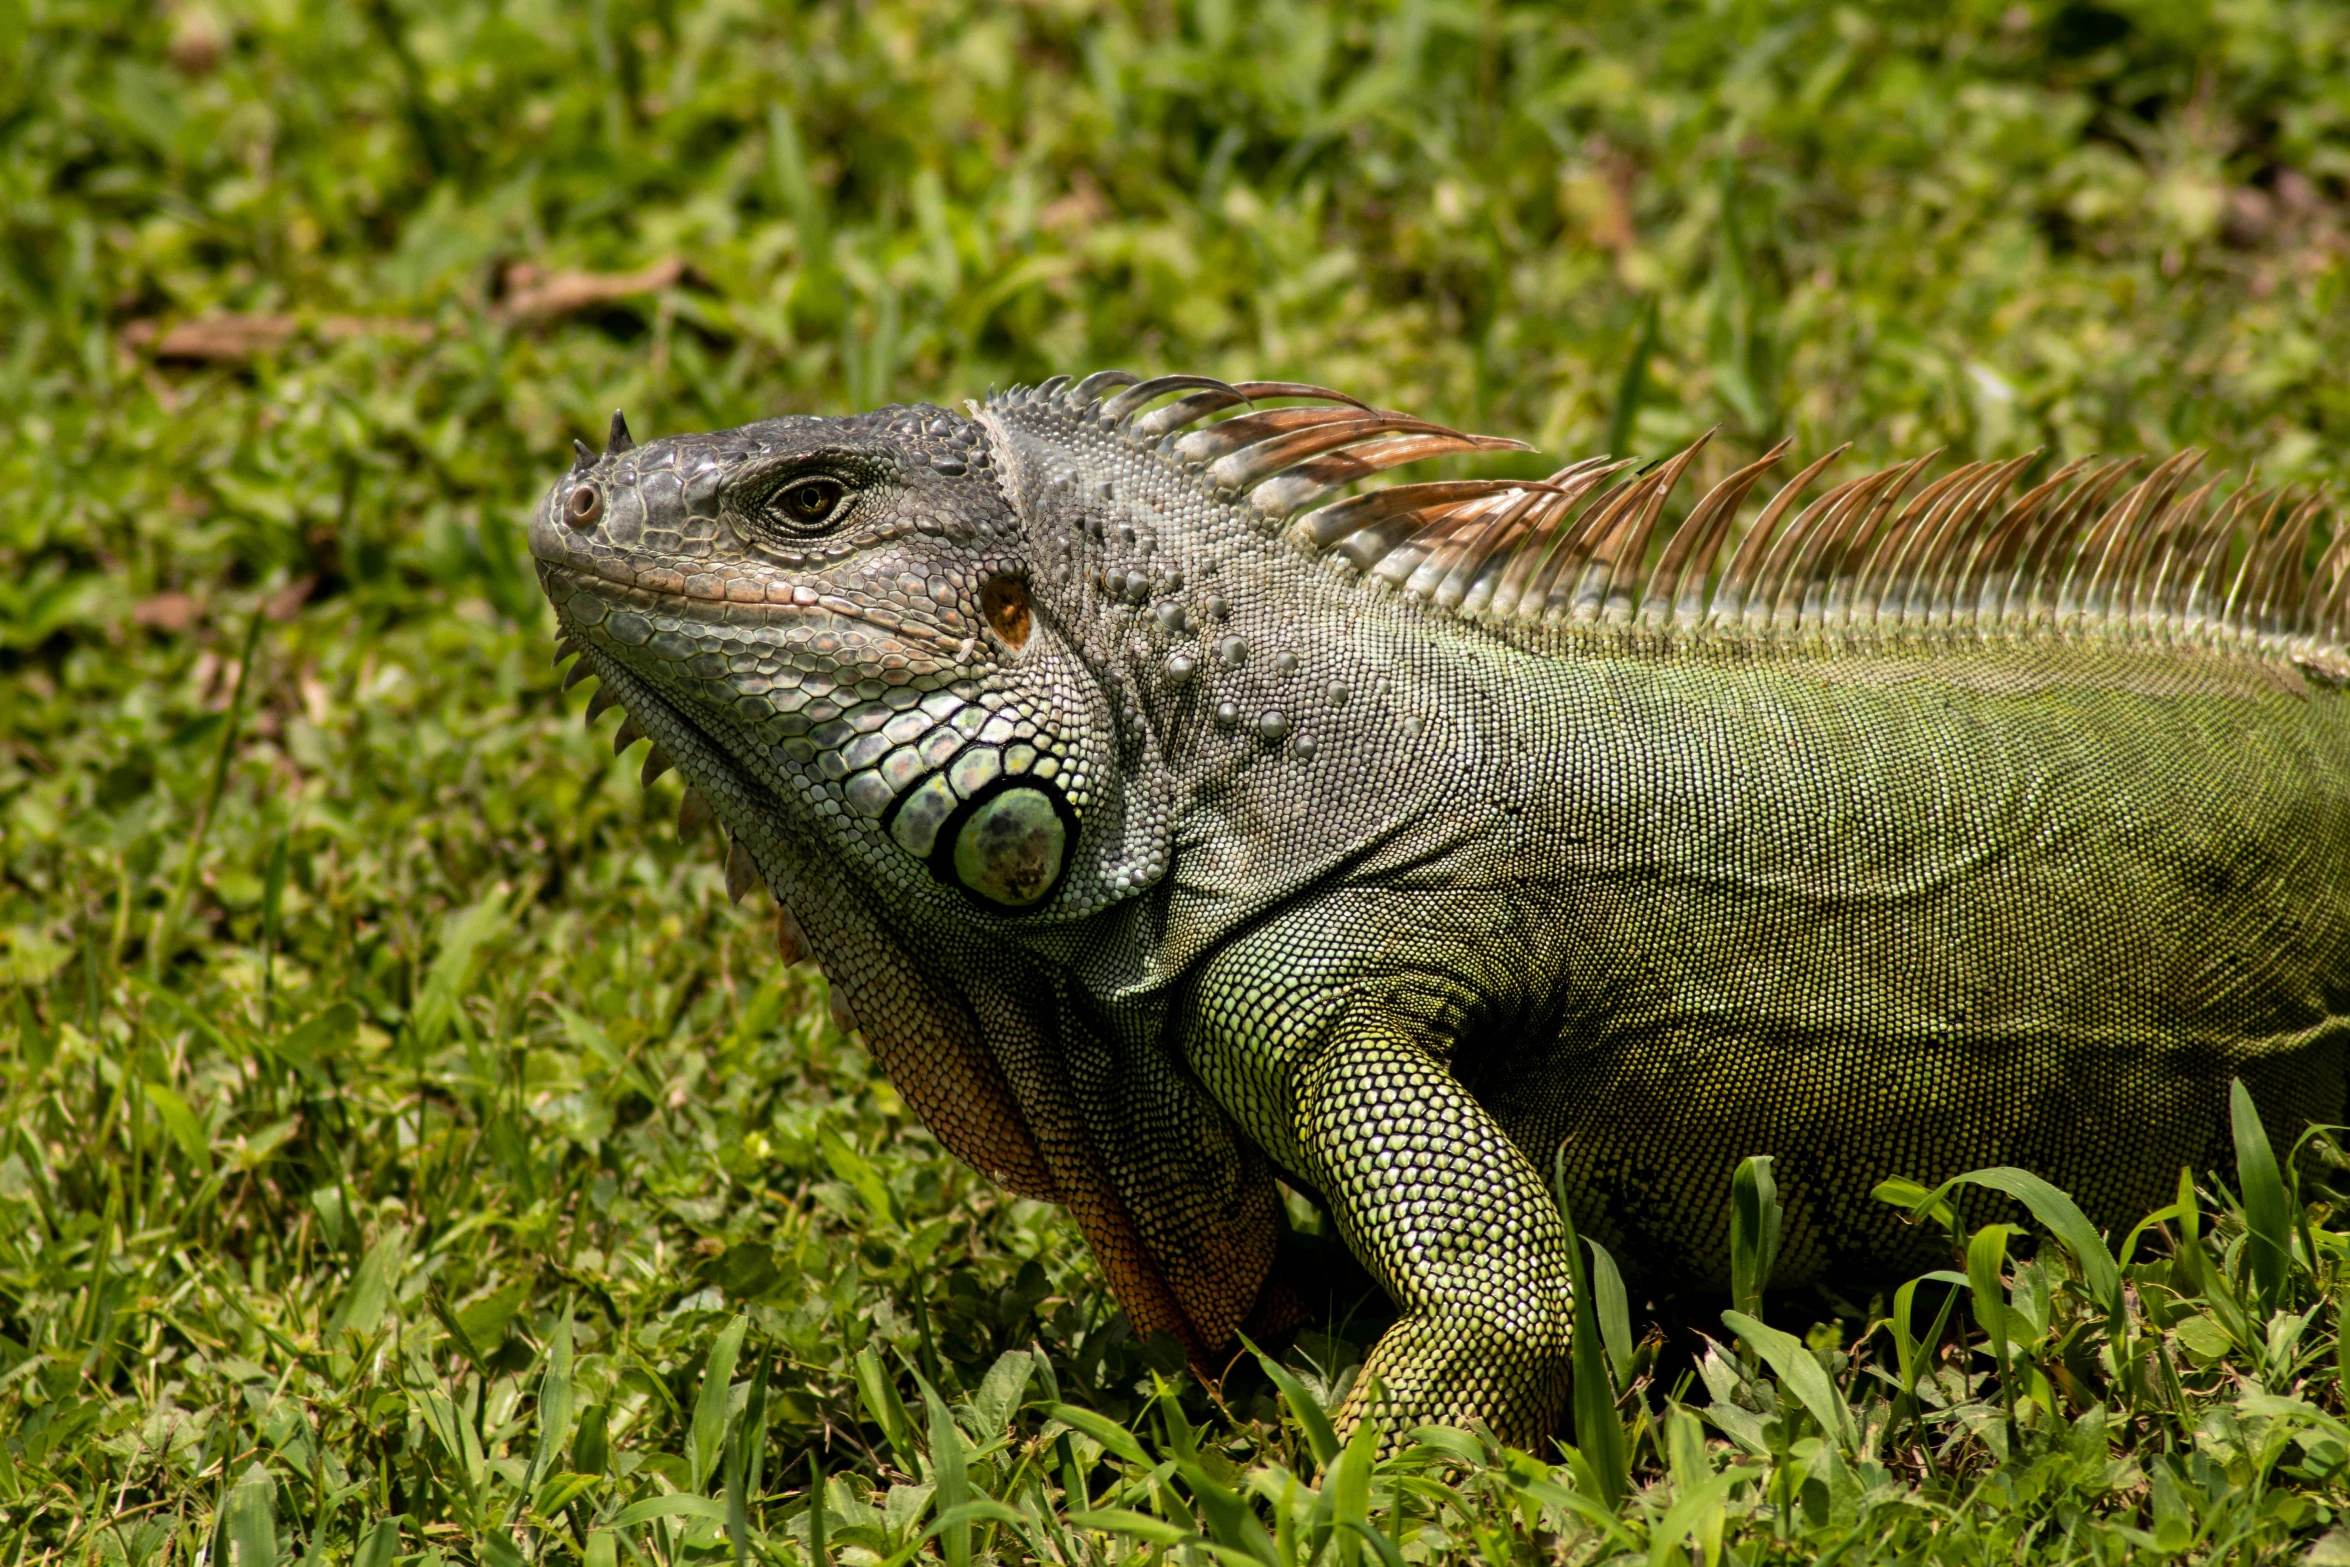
left=771, top=477, right=846, bottom=528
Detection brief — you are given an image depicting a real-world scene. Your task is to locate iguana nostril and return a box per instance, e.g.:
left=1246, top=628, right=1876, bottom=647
left=565, top=484, right=603, bottom=529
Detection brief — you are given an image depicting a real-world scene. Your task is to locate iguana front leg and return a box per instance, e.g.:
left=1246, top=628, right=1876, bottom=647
left=1181, top=921, right=1573, bottom=1443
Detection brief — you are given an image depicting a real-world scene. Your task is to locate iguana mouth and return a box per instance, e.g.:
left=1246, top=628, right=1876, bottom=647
left=536, top=555, right=975, bottom=661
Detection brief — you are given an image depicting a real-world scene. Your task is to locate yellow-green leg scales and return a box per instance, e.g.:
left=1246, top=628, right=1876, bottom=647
left=1183, top=907, right=1574, bottom=1441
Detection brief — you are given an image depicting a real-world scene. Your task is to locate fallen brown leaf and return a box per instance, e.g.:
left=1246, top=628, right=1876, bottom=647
left=499, top=257, right=688, bottom=321
left=1039, top=171, right=1110, bottom=234
left=123, top=314, right=434, bottom=363
left=133, top=593, right=198, bottom=633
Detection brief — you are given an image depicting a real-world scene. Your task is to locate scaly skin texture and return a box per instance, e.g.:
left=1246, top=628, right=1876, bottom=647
left=529, top=382, right=2350, bottom=1445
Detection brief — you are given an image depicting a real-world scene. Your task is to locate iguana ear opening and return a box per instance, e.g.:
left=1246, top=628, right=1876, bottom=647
left=981, top=575, right=1032, bottom=650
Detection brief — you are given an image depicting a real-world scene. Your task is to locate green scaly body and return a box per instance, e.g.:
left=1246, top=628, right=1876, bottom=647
left=530, top=374, right=2350, bottom=1442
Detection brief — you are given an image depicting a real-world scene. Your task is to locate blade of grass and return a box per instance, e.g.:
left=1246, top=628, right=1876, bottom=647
left=1966, top=1225, right=2018, bottom=1440
left=1588, top=1235, right=1635, bottom=1390
left=1244, top=1335, right=1339, bottom=1473
left=917, top=1371, right=971, bottom=1567
left=1605, top=297, right=1661, bottom=458
left=856, top=1347, right=922, bottom=1473
left=260, top=831, right=288, bottom=1022
left=1719, top=1310, right=1857, bottom=1453
left=152, top=605, right=265, bottom=981
left=2233, top=1079, right=2293, bottom=1306
left=525, top=1311, right=575, bottom=1497
left=1729, top=1154, right=1782, bottom=1327
left=808, top=1452, right=828, bottom=1567
left=1889, top=1270, right=1965, bottom=1458
left=1553, top=1147, right=1629, bottom=1508
left=690, top=1315, right=748, bottom=1495
left=221, top=1462, right=276, bottom=1567
left=1929, top=1168, right=2121, bottom=1321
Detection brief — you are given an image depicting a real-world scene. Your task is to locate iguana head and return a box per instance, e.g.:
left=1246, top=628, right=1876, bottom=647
left=528, top=396, right=1141, bottom=932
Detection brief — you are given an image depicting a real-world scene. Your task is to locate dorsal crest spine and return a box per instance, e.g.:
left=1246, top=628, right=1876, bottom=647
left=989, top=372, right=2350, bottom=680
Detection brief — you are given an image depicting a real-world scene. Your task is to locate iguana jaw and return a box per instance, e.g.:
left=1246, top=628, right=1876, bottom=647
left=535, top=547, right=975, bottom=904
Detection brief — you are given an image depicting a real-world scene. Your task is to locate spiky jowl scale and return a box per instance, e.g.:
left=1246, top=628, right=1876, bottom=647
left=529, top=374, right=2350, bottom=1443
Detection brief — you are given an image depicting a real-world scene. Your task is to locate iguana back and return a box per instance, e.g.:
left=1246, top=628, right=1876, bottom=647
left=529, top=374, right=2350, bottom=1442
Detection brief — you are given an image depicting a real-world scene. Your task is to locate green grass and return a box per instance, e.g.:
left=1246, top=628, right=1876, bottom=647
left=9, top=0, right=2350, bottom=1561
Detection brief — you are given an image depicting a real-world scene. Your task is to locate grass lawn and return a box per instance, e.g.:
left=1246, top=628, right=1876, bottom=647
left=7, top=0, right=2350, bottom=1561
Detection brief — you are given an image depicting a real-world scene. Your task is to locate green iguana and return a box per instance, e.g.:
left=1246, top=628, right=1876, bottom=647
left=530, top=372, right=2350, bottom=1442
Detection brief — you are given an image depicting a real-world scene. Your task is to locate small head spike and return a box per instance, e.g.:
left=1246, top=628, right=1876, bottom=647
left=2180, top=485, right=2261, bottom=631
left=2066, top=450, right=2204, bottom=625
left=1199, top=413, right=1515, bottom=497
left=1921, top=453, right=2040, bottom=627
left=2129, top=473, right=2221, bottom=630
left=1533, top=477, right=1650, bottom=621
left=1131, top=386, right=1249, bottom=441
left=571, top=438, right=597, bottom=471
left=2011, top=459, right=2140, bottom=630
left=1252, top=433, right=1523, bottom=519
left=583, top=685, right=619, bottom=723
left=1849, top=458, right=1987, bottom=629
left=2303, top=500, right=2340, bottom=634
left=1480, top=463, right=1639, bottom=622
left=1228, top=380, right=1374, bottom=410
left=1592, top=430, right=1713, bottom=625
left=1179, top=405, right=1381, bottom=467
left=1760, top=468, right=1893, bottom=630
left=2297, top=496, right=2349, bottom=636
left=561, top=660, right=596, bottom=692
left=1435, top=483, right=1560, bottom=612
left=607, top=410, right=635, bottom=453
left=1838, top=451, right=1949, bottom=627
left=1099, top=373, right=1232, bottom=425
left=2256, top=492, right=2328, bottom=635
left=1958, top=459, right=2077, bottom=627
